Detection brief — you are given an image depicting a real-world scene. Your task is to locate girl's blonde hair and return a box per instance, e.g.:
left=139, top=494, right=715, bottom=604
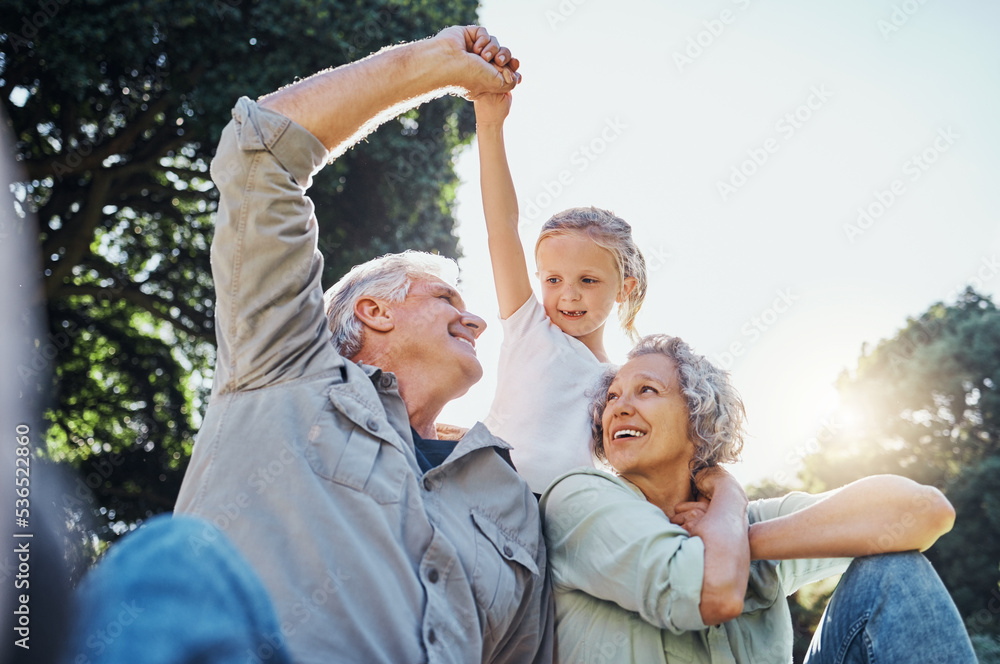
left=535, top=207, right=647, bottom=341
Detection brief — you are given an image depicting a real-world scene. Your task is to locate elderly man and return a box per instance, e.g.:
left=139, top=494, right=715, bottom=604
left=167, top=26, right=550, bottom=664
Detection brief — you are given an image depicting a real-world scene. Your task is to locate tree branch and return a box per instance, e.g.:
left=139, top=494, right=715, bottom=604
left=114, top=176, right=212, bottom=206
left=161, top=164, right=213, bottom=182
left=42, top=173, right=113, bottom=292
left=98, top=485, right=176, bottom=510
left=36, top=179, right=86, bottom=228
left=23, top=94, right=175, bottom=181
left=55, top=284, right=214, bottom=343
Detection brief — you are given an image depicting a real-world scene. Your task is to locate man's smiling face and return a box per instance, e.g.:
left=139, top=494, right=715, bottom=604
left=387, top=277, right=486, bottom=397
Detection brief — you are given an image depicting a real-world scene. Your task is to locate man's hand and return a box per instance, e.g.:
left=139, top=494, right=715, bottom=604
left=257, top=25, right=521, bottom=155
left=435, top=26, right=521, bottom=100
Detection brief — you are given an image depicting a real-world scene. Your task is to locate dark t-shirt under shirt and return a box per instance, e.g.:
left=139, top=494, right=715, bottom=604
left=410, top=427, right=517, bottom=475
left=410, top=427, right=458, bottom=473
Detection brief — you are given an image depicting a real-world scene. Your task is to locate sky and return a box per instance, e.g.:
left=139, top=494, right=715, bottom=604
left=438, top=0, right=1000, bottom=486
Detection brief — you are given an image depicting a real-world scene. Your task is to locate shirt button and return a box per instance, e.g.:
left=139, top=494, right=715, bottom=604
left=428, top=629, right=437, bottom=645
left=503, top=545, right=513, bottom=558
left=379, top=374, right=393, bottom=389
left=423, top=477, right=433, bottom=491
left=427, top=568, right=439, bottom=584
left=366, top=417, right=379, bottom=432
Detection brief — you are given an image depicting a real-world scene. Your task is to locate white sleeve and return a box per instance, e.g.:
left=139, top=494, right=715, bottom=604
left=498, top=295, right=549, bottom=341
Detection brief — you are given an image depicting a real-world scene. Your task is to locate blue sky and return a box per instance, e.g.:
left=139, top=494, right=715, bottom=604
left=439, top=0, right=1000, bottom=485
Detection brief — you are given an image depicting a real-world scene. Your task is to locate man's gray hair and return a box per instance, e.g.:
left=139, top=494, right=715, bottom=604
left=323, top=250, right=459, bottom=358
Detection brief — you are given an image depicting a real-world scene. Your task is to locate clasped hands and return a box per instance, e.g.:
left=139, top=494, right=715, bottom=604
left=434, top=26, right=521, bottom=102
left=670, top=466, right=750, bottom=540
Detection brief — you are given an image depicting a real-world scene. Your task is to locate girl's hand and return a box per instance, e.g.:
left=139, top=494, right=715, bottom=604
left=671, top=498, right=711, bottom=536
left=474, top=92, right=513, bottom=127
left=693, top=465, right=743, bottom=501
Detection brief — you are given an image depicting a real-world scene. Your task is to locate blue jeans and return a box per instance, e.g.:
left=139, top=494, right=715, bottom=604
left=805, top=552, right=976, bottom=664
left=64, top=514, right=292, bottom=664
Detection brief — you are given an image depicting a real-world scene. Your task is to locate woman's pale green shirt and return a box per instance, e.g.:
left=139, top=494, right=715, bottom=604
left=540, top=468, right=850, bottom=664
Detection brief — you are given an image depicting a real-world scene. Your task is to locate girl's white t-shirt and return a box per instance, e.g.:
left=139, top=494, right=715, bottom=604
left=484, top=297, right=611, bottom=494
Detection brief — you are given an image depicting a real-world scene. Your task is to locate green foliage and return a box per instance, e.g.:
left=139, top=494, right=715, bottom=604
left=799, top=287, right=1000, bottom=636
left=973, top=634, right=1000, bottom=664
left=944, top=457, right=1000, bottom=638
left=802, top=288, right=1000, bottom=488
left=787, top=577, right=838, bottom=664
left=2, top=0, right=479, bottom=545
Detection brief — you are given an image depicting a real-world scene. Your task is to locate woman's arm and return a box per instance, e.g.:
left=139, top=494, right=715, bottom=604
left=474, top=94, right=534, bottom=318
left=749, top=475, right=955, bottom=560
left=672, top=468, right=750, bottom=625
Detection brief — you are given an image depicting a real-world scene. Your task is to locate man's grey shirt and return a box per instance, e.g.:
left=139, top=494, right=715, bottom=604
left=175, top=98, right=553, bottom=664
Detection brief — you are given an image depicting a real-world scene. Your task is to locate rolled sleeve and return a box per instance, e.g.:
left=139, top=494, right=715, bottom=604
left=209, top=97, right=338, bottom=393
left=541, top=470, right=708, bottom=633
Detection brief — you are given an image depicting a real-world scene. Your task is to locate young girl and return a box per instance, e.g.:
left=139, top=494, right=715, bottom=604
left=474, top=92, right=648, bottom=494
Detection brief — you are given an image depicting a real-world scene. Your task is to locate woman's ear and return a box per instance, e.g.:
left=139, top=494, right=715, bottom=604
left=353, top=297, right=394, bottom=332
left=617, top=276, right=638, bottom=304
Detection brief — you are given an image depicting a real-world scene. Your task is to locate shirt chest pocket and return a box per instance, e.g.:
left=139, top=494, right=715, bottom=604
left=304, top=390, right=407, bottom=505
left=470, top=508, right=540, bottom=639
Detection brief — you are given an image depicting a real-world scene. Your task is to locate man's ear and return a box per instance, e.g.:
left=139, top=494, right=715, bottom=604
left=617, top=276, right=638, bottom=304
left=353, top=297, right=394, bottom=332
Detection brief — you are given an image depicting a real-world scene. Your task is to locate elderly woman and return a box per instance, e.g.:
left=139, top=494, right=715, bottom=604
left=540, top=334, right=976, bottom=663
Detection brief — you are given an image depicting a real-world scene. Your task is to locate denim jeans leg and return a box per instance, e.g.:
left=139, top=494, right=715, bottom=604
left=63, top=514, right=291, bottom=664
left=804, top=552, right=976, bottom=664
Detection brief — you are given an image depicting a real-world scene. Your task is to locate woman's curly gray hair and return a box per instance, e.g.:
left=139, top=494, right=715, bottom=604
left=590, top=334, right=746, bottom=480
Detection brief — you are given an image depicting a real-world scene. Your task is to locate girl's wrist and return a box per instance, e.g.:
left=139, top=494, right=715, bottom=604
left=475, top=120, right=505, bottom=132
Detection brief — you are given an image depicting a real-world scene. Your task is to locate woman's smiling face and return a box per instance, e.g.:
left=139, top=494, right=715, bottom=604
left=602, top=353, right=696, bottom=483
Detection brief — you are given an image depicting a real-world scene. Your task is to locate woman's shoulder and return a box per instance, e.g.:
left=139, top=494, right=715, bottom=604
left=545, top=466, right=631, bottom=492
left=540, top=467, right=696, bottom=569
left=539, top=467, right=643, bottom=515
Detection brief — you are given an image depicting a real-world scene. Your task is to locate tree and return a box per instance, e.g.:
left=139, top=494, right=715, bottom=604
left=798, top=288, right=1000, bottom=639
left=1, top=0, right=479, bottom=548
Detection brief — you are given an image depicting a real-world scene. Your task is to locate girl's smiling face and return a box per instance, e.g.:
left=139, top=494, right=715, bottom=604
left=535, top=231, right=630, bottom=346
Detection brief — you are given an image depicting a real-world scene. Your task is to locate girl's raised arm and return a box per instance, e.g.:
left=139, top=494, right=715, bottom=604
left=474, top=94, right=534, bottom=319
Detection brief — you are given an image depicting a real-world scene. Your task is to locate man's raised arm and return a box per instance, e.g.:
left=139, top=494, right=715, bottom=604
left=258, top=26, right=521, bottom=156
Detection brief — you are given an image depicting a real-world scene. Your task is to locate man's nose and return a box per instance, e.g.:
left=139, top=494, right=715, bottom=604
left=462, top=311, right=487, bottom=339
